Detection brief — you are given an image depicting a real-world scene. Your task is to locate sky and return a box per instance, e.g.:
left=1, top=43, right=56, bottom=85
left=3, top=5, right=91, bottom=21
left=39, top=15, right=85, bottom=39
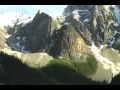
left=0, top=5, right=67, bottom=26
left=0, top=5, right=67, bottom=17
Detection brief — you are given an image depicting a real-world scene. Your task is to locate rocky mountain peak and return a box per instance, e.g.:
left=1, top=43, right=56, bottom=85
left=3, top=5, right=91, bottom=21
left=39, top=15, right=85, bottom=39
left=63, top=5, right=120, bottom=47
left=7, top=10, right=61, bottom=53
left=6, top=5, right=120, bottom=54
left=1, top=5, right=120, bottom=85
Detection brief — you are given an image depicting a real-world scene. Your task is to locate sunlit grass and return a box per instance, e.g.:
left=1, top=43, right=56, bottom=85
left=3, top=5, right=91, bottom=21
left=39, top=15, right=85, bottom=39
left=101, top=47, right=120, bottom=63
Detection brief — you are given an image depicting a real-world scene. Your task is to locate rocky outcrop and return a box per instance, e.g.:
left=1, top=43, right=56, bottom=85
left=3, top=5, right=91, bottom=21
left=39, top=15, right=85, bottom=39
left=50, top=25, right=90, bottom=60
left=63, top=5, right=116, bottom=47
left=7, top=5, right=117, bottom=59
left=7, top=5, right=119, bottom=53
left=91, top=5, right=115, bottom=45
left=63, top=5, right=94, bottom=14
left=7, top=11, right=60, bottom=53
left=63, top=13, right=92, bottom=45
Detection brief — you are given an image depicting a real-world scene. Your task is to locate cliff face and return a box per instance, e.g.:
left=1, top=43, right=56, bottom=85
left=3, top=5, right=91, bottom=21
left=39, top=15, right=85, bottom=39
left=63, top=5, right=94, bottom=14
left=90, top=5, right=115, bottom=45
left=50, top=25, right=90, bottom=60
left=7, top=5, right=120, bottom=58
left=63, top=5, right=117, bottom=47
left=8, top=11, right=60, bottom=53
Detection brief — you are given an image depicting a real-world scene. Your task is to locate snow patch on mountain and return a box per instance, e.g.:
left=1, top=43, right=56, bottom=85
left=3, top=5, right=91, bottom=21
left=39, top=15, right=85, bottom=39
left=64, top=22, right=70, bottom=25
left=72, top=10, right=80, bottom=21
left=113, top=6, right=120, bottom=24
left=83, top=18, right=90, bottom=23
left=89, top=42, right=120, bottom=82
left=108, top=30, right=120, bottom=47
left=5, top=34, right=11, bottom=39
left=113, top=22, right=119, bottom=26
left=16, top=36, right=20, bottom=40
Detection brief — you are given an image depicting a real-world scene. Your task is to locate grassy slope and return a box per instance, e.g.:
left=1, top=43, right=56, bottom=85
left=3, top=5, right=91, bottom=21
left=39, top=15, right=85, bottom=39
left=101, top=47, right=120, bottom=63
left=98, top=47, right=120, bottom=83
left=0, top=51, right=99, bottom=85
left=0, top=52, right=62, bottom=85
left=40, top=54, right=99, bottom=85
left=71, top=54, right=98, bottom=76
left=89, top=61, right=112, bottom=83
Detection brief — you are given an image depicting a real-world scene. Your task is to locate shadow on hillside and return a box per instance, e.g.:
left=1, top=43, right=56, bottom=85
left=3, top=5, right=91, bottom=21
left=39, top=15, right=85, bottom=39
left=110, top=75, right=120, bottom=85
left=41, top=64, right=100, bottom=85
left=0, top=52, right=57, bottom=85
left=0, top=52, right=100, bottom=85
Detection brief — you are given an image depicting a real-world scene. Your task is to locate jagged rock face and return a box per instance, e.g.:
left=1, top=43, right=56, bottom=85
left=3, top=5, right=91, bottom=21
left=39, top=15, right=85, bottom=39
left=63, top=5, right=116, bottom=46
left=8, top=11, right=60, bottom=53
left=64, top=14, right=92, bottom=45
left=90, top=5, right=115, bottom=45
left=50, top=25, right=90, bottom=60
left=110, top=5, right=120, bottom=51
left=6, top=5, right=120, bottom=59
left=25, top=12, right=52, bottom=52
left=63, top=5, right=94, bottom=14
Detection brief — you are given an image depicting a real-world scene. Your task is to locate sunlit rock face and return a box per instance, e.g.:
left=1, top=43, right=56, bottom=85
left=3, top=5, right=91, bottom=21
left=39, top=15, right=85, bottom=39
left=50, top=25, right=90, bottom=60
left=0, top=27, right=9, bottom=50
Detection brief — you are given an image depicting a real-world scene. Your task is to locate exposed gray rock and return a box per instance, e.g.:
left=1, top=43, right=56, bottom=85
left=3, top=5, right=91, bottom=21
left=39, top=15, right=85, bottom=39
left=63, top=5, right=116, bottom=47
left=7, top=11, right=60, bottom=53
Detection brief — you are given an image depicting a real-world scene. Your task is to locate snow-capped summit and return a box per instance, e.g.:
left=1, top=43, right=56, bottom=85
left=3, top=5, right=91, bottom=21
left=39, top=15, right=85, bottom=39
left=72, top=10, right=80, bottom=21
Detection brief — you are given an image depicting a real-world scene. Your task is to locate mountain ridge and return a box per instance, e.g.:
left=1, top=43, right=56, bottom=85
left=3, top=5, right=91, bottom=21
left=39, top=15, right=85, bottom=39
left=1, top=5, right=120, bottom=85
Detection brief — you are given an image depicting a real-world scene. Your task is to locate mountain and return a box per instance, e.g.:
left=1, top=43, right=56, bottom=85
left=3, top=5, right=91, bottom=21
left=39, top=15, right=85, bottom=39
left=64, top=5, right=118, bottom=46
left=1, top=5, right=120, bottom=85
left=7, top=11, right=61, bottom=53
left=62, top=5, right=120, bottom=82
left=50, top=25, right=90, bottom=61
